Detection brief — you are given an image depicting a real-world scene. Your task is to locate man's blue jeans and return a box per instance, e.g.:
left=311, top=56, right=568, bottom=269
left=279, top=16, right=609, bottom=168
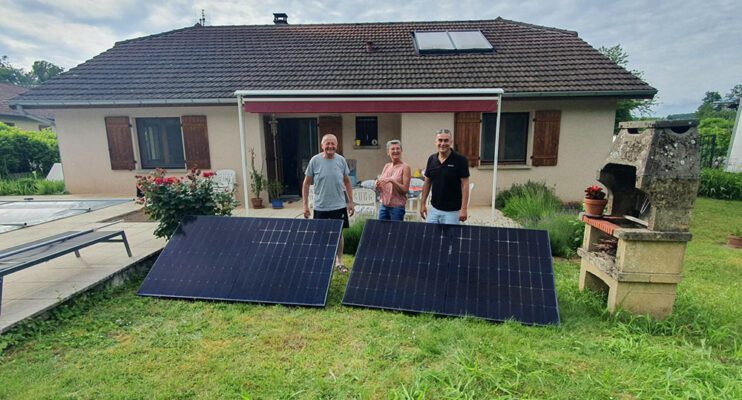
left=426, top=205, right=460, bottom=224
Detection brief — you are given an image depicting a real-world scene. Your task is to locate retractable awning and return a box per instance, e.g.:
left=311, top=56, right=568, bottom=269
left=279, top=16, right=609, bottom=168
left=234, top=89, right=503, bottom=113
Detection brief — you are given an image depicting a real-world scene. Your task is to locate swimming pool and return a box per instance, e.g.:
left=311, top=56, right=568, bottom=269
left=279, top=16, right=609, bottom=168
left=0, top=199, right=131, bottom=234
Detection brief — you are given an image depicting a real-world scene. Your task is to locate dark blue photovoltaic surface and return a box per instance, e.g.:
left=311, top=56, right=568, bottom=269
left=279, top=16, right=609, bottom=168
left=342, top=220, right=560, bottom=325
left=138, top=216, right=343, bottom=306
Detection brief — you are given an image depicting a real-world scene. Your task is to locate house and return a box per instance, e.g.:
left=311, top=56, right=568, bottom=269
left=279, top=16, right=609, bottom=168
left=10, top=15, right=656, bottom=205
left=0, top=83, right=54, bottom=130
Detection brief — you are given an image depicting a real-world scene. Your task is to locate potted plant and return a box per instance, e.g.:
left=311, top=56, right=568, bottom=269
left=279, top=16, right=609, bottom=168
left=248, top=147, right=265, bottom=209
left=729, top=227, right=742, bottom=249
left=584, top=185, right=608, bottom=217
left=266, top=179, right=285, bottom=209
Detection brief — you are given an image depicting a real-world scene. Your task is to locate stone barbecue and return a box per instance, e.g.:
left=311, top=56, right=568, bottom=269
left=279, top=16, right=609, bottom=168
left=578, top=120, right=699, bottom=318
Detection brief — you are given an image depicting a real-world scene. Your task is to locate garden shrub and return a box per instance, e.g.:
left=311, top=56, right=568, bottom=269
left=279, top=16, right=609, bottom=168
left=495, top=181, right=556, bottom=209
left=343, top=217, right=368, bottom=255
left=697, top=168, right=742, bottom=200
left=501, top=184, right=562, bottom=225
left=529, top=212, right=585, bottom=258
left=136, top=168, right=238, bottom=239
left=0, top=123, right=59, bottom=177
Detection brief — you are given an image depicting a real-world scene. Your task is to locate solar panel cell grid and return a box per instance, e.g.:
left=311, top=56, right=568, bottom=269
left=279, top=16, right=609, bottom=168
left=343, top=220, right=560, bottom=325
left=138, top=216, right=342, bottom=307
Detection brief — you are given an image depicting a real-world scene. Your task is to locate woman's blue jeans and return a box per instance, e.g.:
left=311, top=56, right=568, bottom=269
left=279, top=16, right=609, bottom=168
left=378, top=205, right=406, bottom=221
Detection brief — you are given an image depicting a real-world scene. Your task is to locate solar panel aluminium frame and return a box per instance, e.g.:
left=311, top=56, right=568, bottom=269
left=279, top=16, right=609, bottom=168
left=342, top=220, right=560, bottom=325
left=138, top=216, right=343, bottom=307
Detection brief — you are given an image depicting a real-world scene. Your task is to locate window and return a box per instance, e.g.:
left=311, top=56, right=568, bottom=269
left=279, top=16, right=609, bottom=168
left=480, top=112, right=529, bottom=164
left=413, top=31, right=494, bottom=54
left=135, top=117, right=185, bottom=169
left=355, top=116, right=378, bottom=146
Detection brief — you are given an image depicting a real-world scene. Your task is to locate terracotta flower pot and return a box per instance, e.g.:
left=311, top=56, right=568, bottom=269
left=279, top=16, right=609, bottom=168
left=584, top=198, right=608, bottom=217
left=729, top=235, right=742, bottom=249
left=250, top=197, right=264, bottom=209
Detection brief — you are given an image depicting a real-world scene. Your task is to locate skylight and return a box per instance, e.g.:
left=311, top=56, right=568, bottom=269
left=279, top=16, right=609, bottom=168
left=413, top=31, right=494, bottom=54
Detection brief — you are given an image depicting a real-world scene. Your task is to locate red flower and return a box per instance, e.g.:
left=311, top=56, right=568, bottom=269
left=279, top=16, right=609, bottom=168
left=584, top=185, right=606, bottom=200
left=154, top=177, right=164, bottom=185
left=203, top=171, right=215, bottom=178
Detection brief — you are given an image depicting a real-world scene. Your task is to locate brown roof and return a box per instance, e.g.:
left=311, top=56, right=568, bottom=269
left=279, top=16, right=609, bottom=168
left=0, top=83, right=54, bottom=120
left=12, top=18, right=655, bottom=106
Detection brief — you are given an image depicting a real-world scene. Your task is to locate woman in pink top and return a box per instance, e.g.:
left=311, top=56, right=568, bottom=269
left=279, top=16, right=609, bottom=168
left=376, top=140, right=411, bottom=221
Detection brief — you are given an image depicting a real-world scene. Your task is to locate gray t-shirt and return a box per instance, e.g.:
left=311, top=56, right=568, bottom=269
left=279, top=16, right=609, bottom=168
left=305, top=153, right=350, bottom=211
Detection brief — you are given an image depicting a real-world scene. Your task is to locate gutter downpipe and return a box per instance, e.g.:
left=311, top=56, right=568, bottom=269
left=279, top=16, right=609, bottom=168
left=491, top=93, right=503, bottom=221
left=237, top=95, right=250, bottom=217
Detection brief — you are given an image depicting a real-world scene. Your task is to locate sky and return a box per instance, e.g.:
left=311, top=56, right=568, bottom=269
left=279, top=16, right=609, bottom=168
left=0, top=0, right=740, bottom=117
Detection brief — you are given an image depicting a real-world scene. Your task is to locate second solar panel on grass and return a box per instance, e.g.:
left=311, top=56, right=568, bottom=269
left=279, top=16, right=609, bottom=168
left=342, top=220, right=560, bottom=325
left=138, top=216, right=343, bottom=306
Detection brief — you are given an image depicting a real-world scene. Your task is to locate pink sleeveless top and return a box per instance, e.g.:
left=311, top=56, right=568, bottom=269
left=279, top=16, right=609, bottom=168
left=379, top=162, right=408, bottom=207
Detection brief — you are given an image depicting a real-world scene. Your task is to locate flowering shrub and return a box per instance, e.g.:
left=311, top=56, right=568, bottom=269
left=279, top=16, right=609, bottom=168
left=136, top=168, right=238, bottom=239
left=584, top=185, right=606, bottom=200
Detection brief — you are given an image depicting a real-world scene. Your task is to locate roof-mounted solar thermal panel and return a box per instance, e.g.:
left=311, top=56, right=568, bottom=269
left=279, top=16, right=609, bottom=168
left=414, top=30, right=494, bottom=54
left=342, top=220, right=560, bottom=325
left=448, top=31, right=494, bottom=51
left=138, top=216, right=343, bottom=307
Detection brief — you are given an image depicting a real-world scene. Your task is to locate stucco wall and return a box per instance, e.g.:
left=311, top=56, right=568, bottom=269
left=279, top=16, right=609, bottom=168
left=54, top=98, right=615, bottom=205
left=0, top=115, right=46, bottom=132
left=340, top=113, right=401, bottom=181
left=54, top=106, right=264, bottom=205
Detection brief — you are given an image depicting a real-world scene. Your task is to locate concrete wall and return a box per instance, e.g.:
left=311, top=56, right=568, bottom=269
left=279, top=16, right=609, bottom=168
left=725, top=105, right=742, bottom=172
left=54, top=97, right=615, bottom=205
left=54, top=106, right=264, bottom=205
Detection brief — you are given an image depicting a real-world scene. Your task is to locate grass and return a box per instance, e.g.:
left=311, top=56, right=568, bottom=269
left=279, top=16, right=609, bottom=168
left=0, top=177, right=65, bottom=195
left=0, top=198, right=740, bottom=398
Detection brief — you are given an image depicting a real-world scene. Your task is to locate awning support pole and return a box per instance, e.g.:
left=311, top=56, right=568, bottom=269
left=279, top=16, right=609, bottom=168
left=491, top=93, right=503, bottom=221
left=237, top=95, right=250, bottom=217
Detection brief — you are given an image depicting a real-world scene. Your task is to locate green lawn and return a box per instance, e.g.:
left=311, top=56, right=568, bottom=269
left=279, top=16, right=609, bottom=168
left=1, top=198, right=740, bottom=399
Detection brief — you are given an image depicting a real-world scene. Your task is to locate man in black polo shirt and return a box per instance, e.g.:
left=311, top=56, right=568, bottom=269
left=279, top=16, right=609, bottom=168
left=420, top=129, right=470, bottom=224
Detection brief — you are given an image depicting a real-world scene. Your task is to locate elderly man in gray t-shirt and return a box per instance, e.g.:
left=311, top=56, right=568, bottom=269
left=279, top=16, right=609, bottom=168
left=302, top=134, right=355, bottom=272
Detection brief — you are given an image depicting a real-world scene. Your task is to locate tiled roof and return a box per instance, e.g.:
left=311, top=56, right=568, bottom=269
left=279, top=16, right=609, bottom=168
left=0, top=83, right=54, bottom=120
left=13, top=18, right=656, bottom=105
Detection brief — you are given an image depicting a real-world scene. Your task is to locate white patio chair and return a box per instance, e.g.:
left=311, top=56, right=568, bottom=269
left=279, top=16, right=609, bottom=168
left=213, top=169, right=236, bottom=192
left=352, top=188, right=377, bottom=219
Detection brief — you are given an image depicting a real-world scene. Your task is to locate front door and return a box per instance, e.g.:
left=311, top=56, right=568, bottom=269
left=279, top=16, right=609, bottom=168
left=263, top=117, right=318, bottom=196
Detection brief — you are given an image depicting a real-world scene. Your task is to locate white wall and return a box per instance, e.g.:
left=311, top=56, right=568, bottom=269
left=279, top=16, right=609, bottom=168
left=54, top=106, right=262, bottom=205
left=725, top=105, right=742, bottom=172
left=0, top=115, right=48, bottom=132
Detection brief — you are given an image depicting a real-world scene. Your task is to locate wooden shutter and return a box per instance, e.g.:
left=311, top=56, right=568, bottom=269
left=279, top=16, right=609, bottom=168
left=318, top=116, right=343, bottom=154
left=181, top=115, right=211, bottom=169
left=531, top=110, right=561, bottom=166
left=454, top=112, right=481, bottom=167
left=104, top=116, right=135, bottom=170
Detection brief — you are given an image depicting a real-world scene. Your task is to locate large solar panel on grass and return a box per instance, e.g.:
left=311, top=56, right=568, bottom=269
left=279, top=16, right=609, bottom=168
left=138, top=216, right=343, bottom=307
left=342, top=220, right=560, bottom=325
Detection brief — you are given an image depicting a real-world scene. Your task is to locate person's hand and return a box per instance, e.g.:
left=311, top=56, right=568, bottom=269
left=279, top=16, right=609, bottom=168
left=374, top=179, right=382, bottom=189
left=303, top=205, right=310, bottom=219
left=347, top=202, right=355, bottom=217
left=459, top=208, right=468, bottom=222
left=420, top=204, right=427, bottom=220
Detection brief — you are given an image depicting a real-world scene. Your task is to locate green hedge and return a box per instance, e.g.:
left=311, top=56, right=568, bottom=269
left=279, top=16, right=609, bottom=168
left=698, top=168, right=742, bottom=201
left=343, top=217, right=368, bottom=254
left=528, top=212, right=585, bottom=258
left=0, top=123, right=59, bottom=177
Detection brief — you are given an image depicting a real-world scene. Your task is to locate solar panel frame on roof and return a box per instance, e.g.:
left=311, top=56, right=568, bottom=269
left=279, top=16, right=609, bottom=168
left=342, top=220, right=560, bottom=325
left=138, top=216, right=343, bottom=307
left=413, top=31, right=456, bottom=53
left=413, top=30, right=494, bottom=54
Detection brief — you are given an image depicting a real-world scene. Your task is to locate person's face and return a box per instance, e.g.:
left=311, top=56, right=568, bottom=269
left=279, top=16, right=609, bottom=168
left=388, top=144, right=402, bottom=161
left=322, top=137, right=337, bottom=156
left=435, top=133, right=452, bottom=154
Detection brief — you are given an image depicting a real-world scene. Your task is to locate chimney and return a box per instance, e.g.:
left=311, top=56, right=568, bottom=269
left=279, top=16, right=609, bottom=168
left=365, top=41, right=374, bottom=53
left=273, top=13, right=288, bottom=25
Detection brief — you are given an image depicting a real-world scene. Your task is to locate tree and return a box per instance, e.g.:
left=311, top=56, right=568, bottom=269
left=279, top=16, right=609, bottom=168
left=0, top=56, right=64, bottom=86
left=725, top=84, right=742, bottom=101
left=696, top=89, right=737, bottom=120
left=598, top=45, right=657, bottom=129
left=31, top=60, right=64, bottom=83
left=0, top=56, right=33, bottom=86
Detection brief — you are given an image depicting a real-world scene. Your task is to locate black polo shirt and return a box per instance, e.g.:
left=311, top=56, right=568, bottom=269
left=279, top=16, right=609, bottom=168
left=424, top=150, right=470, bottom=212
